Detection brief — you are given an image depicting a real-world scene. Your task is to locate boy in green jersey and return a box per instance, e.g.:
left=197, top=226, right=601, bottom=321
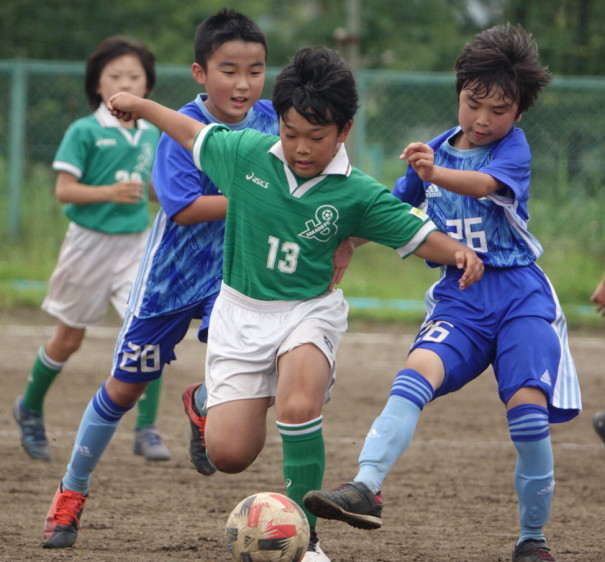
left=109, top=46, right=484, bottom=561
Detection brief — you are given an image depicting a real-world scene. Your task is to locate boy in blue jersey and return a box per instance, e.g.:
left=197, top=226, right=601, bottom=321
left=107, top=46, right=484, bottom=562
left=42, top=9, right=278, bottom=550
left=303, top=24, right=580, bottom=562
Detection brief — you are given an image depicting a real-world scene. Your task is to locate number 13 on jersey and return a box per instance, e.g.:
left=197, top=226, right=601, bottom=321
left=267, top=236, right=300, bottom=274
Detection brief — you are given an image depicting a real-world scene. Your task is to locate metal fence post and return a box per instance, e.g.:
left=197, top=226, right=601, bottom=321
left=8, top=59, right=27, bottom=241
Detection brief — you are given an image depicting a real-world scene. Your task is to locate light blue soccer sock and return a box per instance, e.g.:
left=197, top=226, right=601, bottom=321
left=356, top=369, right=434, bottom=493
left=63, top=381, right=134, bottom=494
left=193, top=381, right=208, bottom=413
left=508, top=404, right=554, bottom=545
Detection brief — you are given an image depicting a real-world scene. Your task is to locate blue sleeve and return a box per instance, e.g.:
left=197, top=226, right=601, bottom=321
left=481, top=127, right=531, bottom=203
left=152, top=132, right=204, bottom=219
left=392, top=127, right=455, bottom=206
left=392, top=167, right=426, bottom=207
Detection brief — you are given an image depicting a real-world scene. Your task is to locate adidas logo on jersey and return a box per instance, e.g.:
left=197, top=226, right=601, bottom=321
left=245, top=171, right=269, bottom=189
left=426, top=183, right=441, bottom=197
left=540, top=370, right=552, bottom=386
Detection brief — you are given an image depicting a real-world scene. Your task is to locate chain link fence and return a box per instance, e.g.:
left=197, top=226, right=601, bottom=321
left=1, top=60, right=604, bottom=254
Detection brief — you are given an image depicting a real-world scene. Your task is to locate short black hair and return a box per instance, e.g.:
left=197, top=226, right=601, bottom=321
left=85, top=36, right=155, bottom=110
left=272, top=46, right=359, bottom=132
left=455, top=23, right=552, bottom=115
left=194, top=9, right=267, bottom=69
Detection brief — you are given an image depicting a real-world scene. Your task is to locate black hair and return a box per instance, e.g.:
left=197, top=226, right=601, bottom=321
left=194, top=9, right=267, bottom=69
left=85, top=36, right=155, bottom=110
left=272, top=46, right=359, bottom=132
left=455, top=23, right=552, bottom=115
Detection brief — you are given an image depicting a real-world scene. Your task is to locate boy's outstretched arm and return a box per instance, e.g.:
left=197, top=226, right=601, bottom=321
left=591, top=273, right=605, bottom=317
left=108, top=92, right=205, bottom=153
left=414, top=231, right=484, bottom=290
left=401, top=142, right=500, bottom=198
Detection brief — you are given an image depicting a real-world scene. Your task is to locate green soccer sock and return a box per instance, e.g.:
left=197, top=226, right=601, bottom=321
left=277, top=416, right=325, bottom=530
left=23, top=347, right=65, bottom=413
left=135, top=377, right=163, bottom=429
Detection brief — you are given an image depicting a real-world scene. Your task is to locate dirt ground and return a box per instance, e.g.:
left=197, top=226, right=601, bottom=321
left=1, top=310, right=604, bottom=562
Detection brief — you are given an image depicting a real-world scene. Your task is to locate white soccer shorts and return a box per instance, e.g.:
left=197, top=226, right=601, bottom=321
left=42, top=222, right=148, bottom=328
left=205, top=283, right=349, bottom=408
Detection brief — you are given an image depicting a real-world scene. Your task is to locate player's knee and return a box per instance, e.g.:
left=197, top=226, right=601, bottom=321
left=207, top=446, right=255, bottom=474
left=276, top=397, right=321, bottom=424
left=52, top=336, right=83, bottom=358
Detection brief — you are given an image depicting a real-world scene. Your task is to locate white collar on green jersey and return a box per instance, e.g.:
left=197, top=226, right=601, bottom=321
left=268, top=141, right=352, bottom=197
left=94, top=103, right=151, bottom=146
left=95, top=103, right=150, bottom=130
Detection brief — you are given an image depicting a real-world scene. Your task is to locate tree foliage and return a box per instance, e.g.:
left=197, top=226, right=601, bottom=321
left=1, top=0, right=604, bottom=75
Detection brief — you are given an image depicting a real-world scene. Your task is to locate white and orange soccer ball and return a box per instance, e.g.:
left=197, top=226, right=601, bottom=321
left=224, top=492, right=310, bottom=562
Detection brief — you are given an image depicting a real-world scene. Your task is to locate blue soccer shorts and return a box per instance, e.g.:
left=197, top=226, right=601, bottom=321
left=111, top=292, right=218, bottom=383
left=410, top=264, right=581, bottom=423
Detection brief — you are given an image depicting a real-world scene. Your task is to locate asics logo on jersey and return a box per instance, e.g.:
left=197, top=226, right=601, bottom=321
left=245, top=171, right=269, bottom=189
left=285, top=479, right=292, bottom=489
left=323, top=335, right=333, bottom=353
left=299, top=205, right=339, bottom=242
left=95, top=138, right=117, bottom=147
left=540, top=370, right=552, bottom=386
left=426, top=183, right=441, bottom=198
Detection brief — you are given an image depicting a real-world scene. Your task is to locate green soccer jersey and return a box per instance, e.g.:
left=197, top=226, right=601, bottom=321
left=53, top=104, right=160, bottom=234
left=192, top=124, right=436, bottom=301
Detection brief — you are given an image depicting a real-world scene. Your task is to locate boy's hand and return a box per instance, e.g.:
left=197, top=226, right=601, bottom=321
left=455, top=248, right=484, bottom=290
left=590, top=275, right=605, bottom=316
left=107, top=92, right=143, bottom=122
left=328, top=237, right=355, bottom=291
left=401, top=142, right=435, bottom=182
left=111, top=180, right=145, bottom=204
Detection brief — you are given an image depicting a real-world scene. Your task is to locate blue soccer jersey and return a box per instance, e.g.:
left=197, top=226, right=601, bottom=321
left=393, top=125, right=581, bottom=422
left=128, top=95, right=278, bottom=318
left=393, top=126, right=542, bottom=268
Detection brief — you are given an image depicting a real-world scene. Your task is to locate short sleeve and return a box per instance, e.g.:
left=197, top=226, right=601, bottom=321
left=355, top=183, right=436, bottom=257
left=191, top=124, right=246, bottom=198
left=152, top=131, right=206, bottom=219
left=482, top=128, right=531, bottom=203
left=392, top=166, right=426, bottom=207
left=52, top=121, right=89, bottom=179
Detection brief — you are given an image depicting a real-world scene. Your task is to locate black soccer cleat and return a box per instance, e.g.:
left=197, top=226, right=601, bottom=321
left=593, top=411, right=605, bottom=445
left=303, top=481, right=383, bottom=530
left=512, top=539, right=556, bottom=561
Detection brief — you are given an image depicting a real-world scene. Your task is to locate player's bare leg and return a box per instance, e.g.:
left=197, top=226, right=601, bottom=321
left=205, top=397, right=270, bottom=473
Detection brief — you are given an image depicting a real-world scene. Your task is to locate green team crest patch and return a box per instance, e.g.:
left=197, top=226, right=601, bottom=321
left=299, top=204, right=339, bottom=242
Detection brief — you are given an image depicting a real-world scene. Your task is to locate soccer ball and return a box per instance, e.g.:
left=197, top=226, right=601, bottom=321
left=224, top=492, right=310, bottom=561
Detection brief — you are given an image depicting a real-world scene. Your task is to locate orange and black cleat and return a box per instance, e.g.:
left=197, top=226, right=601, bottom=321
left=182, top=383, right=216, bottom=476
left=43, top=482, right=87, bottom=549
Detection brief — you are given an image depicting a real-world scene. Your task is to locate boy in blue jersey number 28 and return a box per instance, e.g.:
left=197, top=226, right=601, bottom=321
left=42, top=9, right=279, bottom=550
left=108, top=46, right=484, bottom=562
left=303, top=24, right=581, bottom=562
